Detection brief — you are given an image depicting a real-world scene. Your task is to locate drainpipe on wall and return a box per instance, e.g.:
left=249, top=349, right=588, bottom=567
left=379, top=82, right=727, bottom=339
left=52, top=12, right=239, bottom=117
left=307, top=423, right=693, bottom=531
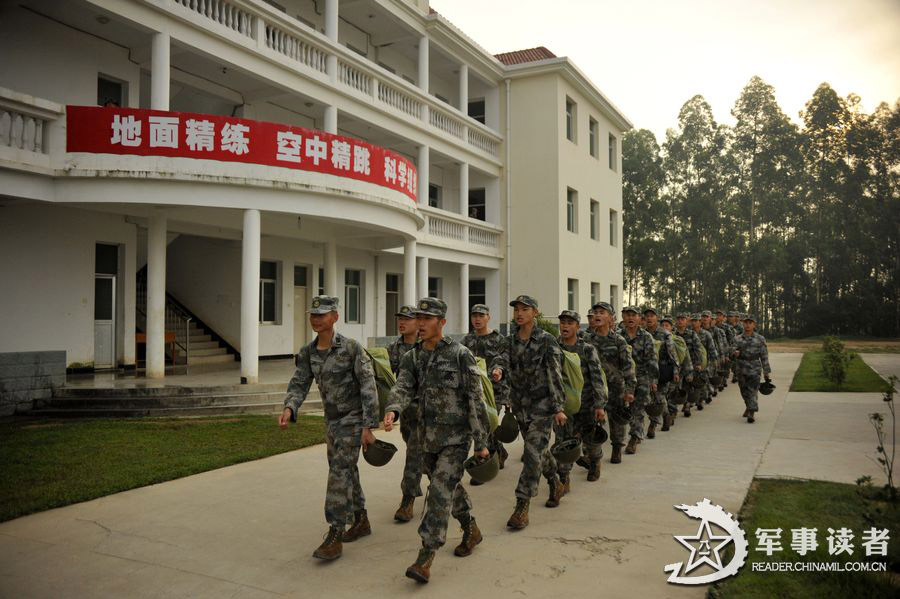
left=505, top=79, right=511, bottom=332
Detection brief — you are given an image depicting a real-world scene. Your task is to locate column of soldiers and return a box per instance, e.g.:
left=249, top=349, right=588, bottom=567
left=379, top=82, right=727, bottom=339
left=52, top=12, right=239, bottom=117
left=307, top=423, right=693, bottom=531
left=279, top=293, right=771, bottom=584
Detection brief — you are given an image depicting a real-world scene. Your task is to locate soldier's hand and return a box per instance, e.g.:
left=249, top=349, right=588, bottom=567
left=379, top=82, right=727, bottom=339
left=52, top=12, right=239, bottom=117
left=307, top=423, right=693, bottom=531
left=491, top=368, right=502, bottom=382
left=687, top=375, right=693, bottom=383
left=475, top=447, right=489, bottom=459
left=361, top=427, right=375, bottom=449
left=383, top=412, right=396, bottom=432
left=594, top=408, right=606, bottom=422
left=650, top=383, right=658, bottom=393
left=279, top=408, right=293, bottom=429
left=764, top=374, right=771, bottom=382
left=554, top=411, right=567, bottom=427
left=674, top=374, right=680, bottom=383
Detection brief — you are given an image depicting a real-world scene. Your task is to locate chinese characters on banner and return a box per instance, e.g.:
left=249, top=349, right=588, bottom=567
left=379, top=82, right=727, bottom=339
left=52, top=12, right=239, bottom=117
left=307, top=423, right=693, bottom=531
left=66, top=106, right=418, bottom=203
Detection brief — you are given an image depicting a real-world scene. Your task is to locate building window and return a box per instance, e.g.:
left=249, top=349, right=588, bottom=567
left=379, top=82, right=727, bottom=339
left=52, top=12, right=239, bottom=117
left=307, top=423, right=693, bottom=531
left=589, top=118, right=598, bottom=158
left=468, top=99, right=486, bottom=124
left=609, top=133, right=617, bottom=171
left=591, top=282, right=600, bottom=307
left=386, top=273, right=400, bottom=336
left=468, top=188, right=486, bottom=221
left=609, top=209, right=619, bottom=247
left=344, top=269, right=363, bottom=324
left=610, top=285, right=619, bottom=313
left=567, top=278, right=578, bottom=311
left=566, top=188, right=577, bottom=233
left=565, top=97, right=577, bottom=142
left=428, top=183, right=442, bottom=209
left=590, top=200, right=599, bottom=240
left=260, top=261, right=278, bottom=323
left=428, top=276, right=442, bottom=299
left=469, top=279, right=486, bottom=320
left=318, top=268, right=325, bottom=296
left=293, top=265, right=307, bottom=287
left=98, top=75, right=125, bottom=107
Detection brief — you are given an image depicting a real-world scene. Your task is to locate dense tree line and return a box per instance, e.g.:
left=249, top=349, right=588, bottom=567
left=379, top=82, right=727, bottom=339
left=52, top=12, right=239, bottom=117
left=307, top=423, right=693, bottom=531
left=623, top=77, right=900, bottom=338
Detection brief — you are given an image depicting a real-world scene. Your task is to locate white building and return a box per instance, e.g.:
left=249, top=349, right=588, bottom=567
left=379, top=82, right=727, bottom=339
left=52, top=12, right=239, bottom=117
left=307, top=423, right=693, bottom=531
left=0, top=0, right=630, bottom=384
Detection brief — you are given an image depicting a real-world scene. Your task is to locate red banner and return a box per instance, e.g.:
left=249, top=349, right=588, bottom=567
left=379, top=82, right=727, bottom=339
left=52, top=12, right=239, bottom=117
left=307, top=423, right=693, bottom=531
left=66, top=106, right=417, bottom=203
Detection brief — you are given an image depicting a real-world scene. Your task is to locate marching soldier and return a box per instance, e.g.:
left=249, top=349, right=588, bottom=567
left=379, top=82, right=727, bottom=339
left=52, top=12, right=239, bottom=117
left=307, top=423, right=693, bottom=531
left=732, top=314, right=772, bottom=423
left=556, top=310, right=608, bottom=484
left=383, top=297, right=490, bottom=583
left=674, top=313, right=702, bottom=417
left=715, top=309, right=735, bottom=390
left=659, top=314, right=691, bottom=430
left=642, top=307, right=680, bottom=437
left=505, top=295, right=567, bottom=529
left=727, top=311, right=743, bottom=383
left=621, top=306, right=659, bottom=455
left=389, top=305, right=424, bottom=523
left=701, top=310, right=727, bottom=396
left=462, top=304, right=511, bottom=478
left=585, top=302, right=636, bottom=464
left=690, top=313, right=718, bottom=409
left=279, top=295, right=379, bottom=561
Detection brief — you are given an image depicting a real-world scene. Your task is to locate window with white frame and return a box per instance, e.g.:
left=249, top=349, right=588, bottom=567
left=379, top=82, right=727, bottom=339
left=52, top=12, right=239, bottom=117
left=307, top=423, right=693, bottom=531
left=566, top=188, right=577, bottom=233
left=608, top=133, right=617, bottom=171
left=567, top=278, right=578, bottom=311
left=609, top=209, right=619, bottom=247
left=428, top=184, right=442, bottom=209
left=590, top=199, right=599, bottom=240
left=428, top=276, right=442, bottom=300
left=589, top=118, right=598, bottom=158
left=591, top=282, right=600, bottom=307
left=260, top=261, right=278, bottom=323
left=344, top=269, right=364, bottom=323
left=565, top=97, right=577, bottom=142
left=610, top=284, right=619, bottom=312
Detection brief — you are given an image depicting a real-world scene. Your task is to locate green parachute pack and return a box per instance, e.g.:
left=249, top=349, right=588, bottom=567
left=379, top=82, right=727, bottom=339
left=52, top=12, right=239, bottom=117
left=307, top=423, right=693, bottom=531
left=624, top=343, right=638, bottom=377
left=561, top=350, right=583, bottom=417
left=698, top=344, right=708, bottom=370
left=653, top=337, right=688, bottom=365
left=474, top=356, right=499, bottom=432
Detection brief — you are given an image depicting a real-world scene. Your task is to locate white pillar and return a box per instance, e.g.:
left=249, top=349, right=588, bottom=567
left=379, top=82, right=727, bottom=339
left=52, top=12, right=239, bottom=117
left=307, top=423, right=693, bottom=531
left=417, top=256, right=429, bottom=300
left=459, top=162, right=469, bottom=218
left=324, top=105, right=337, bottom=134
left=240, top=209, right=261, bottom=384
left=458, top=63, right=468, bottom=111
left=150, top=32, right=170, bottom=111
left=324, top=240, right=338, bottom=297
left=325, top=0, right=338, bottom=83
left=146, top=211, right=166, bottom=379
left=403, top=238, right=417, bottom=306
left=417, top=145, right=429, bottom=206
left=459, top=263, right=469, bottom=333
left=418, top=36, right=429, bottom=92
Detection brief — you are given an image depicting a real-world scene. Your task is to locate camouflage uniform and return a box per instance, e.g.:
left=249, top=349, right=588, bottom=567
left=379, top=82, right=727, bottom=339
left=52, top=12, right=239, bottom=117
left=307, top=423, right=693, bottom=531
left=622, top=319, right=659, bottom=441
left=585, top=317, right=636, bottom=448
left=674, top=321, right=702, bottom=410
left=695, top=320, right=718, bottom=404
left=732, top=325, right=771, bottom=413
left=388, top=333, right=422, bottom=499
left=715, top=316, right=735, bottom=386
left=558, top=329, right=608, bottom=472
left=385, top=299, right=489, bottom=552
left=285, top=328, right=379, bottom=531
left=645, top=317, right=680, bottom=425
left=507, top=297, right=566, bottom=500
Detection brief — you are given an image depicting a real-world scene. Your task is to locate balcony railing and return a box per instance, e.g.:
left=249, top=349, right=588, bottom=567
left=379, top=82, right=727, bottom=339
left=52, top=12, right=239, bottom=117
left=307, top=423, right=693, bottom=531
left=420, top=206, right=503, bottom=255
left=162, top=0, right=502, bottom=160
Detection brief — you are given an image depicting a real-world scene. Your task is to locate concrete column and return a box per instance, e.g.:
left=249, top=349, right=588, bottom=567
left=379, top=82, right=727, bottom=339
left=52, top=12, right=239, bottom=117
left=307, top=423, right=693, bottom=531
left=458, top=63, right=468, bottom=111
left=146, top=211, right=166, bottom=379
left=417, top=256, right=429, bottom=300
left=417, top=145, right=429, bottom=206
left=324, top=240, right=338, bottom=297
left=417, top=35, right=429, bottom=92
left=240, top=209, right=261, bottom=384
left=150, top=32, right=170, bottom=111
left=325, top=0, right=338, bottom=83
left=459, top=162, right=469, bottom=218
left=403, top=238, right=417, bottom=306
left=324, top=105, right=338, bottom=134
left=459, top=263, right=469, bottom=333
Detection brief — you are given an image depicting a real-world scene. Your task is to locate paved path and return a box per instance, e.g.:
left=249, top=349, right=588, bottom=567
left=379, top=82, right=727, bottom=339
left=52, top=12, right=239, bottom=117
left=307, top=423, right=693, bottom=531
left=1, top=352, right=884, bottom=598
left=861, top=353, right=900, bottom=383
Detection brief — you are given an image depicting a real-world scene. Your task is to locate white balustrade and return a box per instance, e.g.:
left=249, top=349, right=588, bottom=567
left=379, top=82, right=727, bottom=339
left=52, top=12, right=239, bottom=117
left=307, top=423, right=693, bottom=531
left=338, top=60, right=372, bottom=95
left=429, top=105, right=464, bottom=139
left=175, top=0, right=253, bottom=37
left=265, top=24, right=328, bottom=72
left=378, top=82, right=422, bottom=119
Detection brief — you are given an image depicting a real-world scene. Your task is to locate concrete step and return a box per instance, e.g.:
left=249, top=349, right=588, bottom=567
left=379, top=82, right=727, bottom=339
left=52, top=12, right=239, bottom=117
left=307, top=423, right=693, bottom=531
left=54, top=382, right=287, bottom=398
left=190, top=353, right=236, bottom=365
left=189, top=334, right=212, bottom=343
left=188, top=341, right=221, bottom=350
left=42, top=392, right=293, bottom=410
left=34, top=400, right=323, bottom=418
left=188, top=347, right=228, bottom=357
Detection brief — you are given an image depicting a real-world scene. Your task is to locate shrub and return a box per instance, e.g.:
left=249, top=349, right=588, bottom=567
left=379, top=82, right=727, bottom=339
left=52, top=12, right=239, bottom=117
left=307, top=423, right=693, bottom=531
left=821, top=336, right=854, bottom=388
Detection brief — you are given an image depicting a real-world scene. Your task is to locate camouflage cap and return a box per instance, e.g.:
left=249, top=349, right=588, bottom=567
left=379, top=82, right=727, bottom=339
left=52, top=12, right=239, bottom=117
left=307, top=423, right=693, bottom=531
left=660, top=314, right=675, bottom=325
left=414, top=297, right=447, bottom=317
left=727, top=310, right=739, bottom=317
left=622, top=305, right=640, bottom=314
left=743, top=314, right=757, bottom=323
left=701, top=310, right=712, bottom=318
left=592, top=301, right=615, bottom=315
left=470, top=304, right=490, bottom=315
left=587, top=308, right=595, bottom=316
left=676, top=312, right=691, bottom=319
left=309, top=295, right=339, bottom=314
left=558, top=309, right=581, bottom=323
left=715, top=309, right=726, bottom=315
left=642, top=306, right=659, bottom=315
left=690, top=313, right=701, bottom=321
left=509, top=294, right=538, bottom=309
left=395, top=304, right=416, bottom=319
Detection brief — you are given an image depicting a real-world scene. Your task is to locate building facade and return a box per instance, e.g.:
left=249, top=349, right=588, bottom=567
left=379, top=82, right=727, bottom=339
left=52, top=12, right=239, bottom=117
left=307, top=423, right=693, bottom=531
left=0, top=0, right=630, bottom=385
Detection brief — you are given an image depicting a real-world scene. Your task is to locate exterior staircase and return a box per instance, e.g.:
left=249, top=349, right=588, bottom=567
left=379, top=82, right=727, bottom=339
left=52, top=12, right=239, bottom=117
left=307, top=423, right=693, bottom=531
left=184, top=320, right=236, bottom=366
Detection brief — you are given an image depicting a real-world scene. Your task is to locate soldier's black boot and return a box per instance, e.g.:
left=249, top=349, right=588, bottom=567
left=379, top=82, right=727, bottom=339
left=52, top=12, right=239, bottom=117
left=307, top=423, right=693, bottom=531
left=625, top=437, right=638, bottom=455
left=747, top=411, right=756, bottom=423
left=683, top=406, right=692, bottom=417
left=545, top=477, right=563, bottom=508
left=454, top=518, right=483, bottom=557
left=405, top=548, right=435, bottom=583
left=610, top=444, right=623, bottom=464
left=343, top=509, right=371, bottom=542
left=647, top=423, right=657, bottom=439
left=394, top=495, right=415, bottom=522
left=507, top=498, right=530, bottom=529
left=661, top=413, right=671, bottom=431
left=742, top=409, right=749, bottom=418
left=312, top=526, right=343, bottom=560
left=587, top=460, right=601, bottom=482
left=697, top=400, right=704, bottom=410
left=559, top=472, right=571, bottom=496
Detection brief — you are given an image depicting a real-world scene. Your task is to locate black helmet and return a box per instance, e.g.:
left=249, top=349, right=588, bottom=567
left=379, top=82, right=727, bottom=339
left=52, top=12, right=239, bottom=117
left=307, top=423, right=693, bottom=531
left=495, top=412, right=519, bottom=443
left=674, top=385, right=688, bottom=404
left=464, top=452, right=499, bottom=484
left=759, top=380, right=776, bottom=395
left=710, top=374, right=722, bottom=387
left=363, top=439, right=397, bottom=467
left=580, top=421, right=608, bottom=445
left=550, top=438, right=582, bottom=464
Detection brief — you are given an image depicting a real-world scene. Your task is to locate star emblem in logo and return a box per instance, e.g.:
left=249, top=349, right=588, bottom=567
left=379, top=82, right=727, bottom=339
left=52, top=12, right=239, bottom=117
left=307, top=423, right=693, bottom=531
left=674, top=519, right=732, bottom=574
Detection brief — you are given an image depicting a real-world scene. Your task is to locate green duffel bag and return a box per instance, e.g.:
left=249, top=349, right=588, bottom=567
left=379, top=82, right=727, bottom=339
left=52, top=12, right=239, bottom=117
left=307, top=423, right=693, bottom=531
left=624, top=343, right=638, bottom=377
left=698, top=344, right=708, bottom=371
left=561, top=350, right=583, bottom=417
left=474, top=356, right=499, bottom=432
left=365, top=347, right=396, bottom=421
left=671, top=335, right=688, bottom=365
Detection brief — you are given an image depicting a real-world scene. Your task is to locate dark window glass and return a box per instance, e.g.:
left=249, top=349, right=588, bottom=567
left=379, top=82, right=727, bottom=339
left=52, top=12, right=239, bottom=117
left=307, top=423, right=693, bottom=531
left=95, top=277, right=113, bottom=320
left=261, top=261, right=277, bottom=280
left=294, top=265, right=307, bottom=287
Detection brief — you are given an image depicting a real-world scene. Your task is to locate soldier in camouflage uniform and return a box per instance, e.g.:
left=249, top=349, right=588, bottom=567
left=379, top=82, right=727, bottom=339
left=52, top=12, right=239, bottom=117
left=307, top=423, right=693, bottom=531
left=280, top=295, right=379, bottom=561
left=691, top=313, right=718, bottom=408
left=701, top=310, right=727, bottom=397
left=556, top=310, right=608, bottom=484
left=462, top=304, right=511, bottom=480
left=727, top=311, right=743, bottom=383
left=621, top=306, right=659, bottom=455
left=731, top=314, right=772, bottom=423
left=674, top=313, right=702, bottom=417
left=383, top=297, right=490, bottom=583
left=389, top=305, right=424, bottom=523
left=505, top=295, right=567, bottom=529
left=585, top=302, right=636, bottom=464
left=659, top=314, right=691, bottom=430
left=715, top=310, right=735, bottom=390
left=642, top=307, right=681, bottom=437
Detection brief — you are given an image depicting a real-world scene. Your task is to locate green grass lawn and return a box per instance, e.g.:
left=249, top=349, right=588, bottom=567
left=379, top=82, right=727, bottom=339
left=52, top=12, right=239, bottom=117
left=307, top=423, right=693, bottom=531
left=789, top=352, right=891, bottom=392
left=0, top=414, right=326, bottom=523
left=710, top=479, right=899, bottom=598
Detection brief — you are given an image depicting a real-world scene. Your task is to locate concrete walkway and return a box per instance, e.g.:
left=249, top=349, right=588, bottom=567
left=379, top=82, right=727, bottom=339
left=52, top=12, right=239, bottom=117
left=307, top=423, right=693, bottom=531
left=0, top=352, right=888, bottom=598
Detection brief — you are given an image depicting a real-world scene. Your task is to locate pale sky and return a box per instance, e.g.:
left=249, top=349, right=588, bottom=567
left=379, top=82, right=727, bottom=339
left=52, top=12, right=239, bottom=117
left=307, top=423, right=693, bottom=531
left=430, top=0, right=900, bottom=141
